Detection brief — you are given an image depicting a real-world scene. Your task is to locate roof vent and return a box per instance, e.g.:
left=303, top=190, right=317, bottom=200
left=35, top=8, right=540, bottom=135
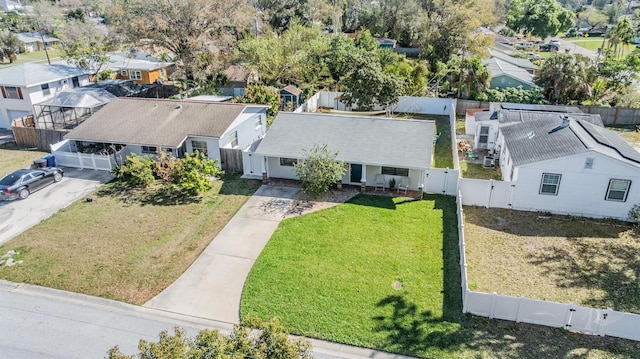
left=175, top=104, right=182, bottom=110
left=548, top=115, right=570, bottom=134
left=527, top=131, right=535, bottom=139
left=490, top=111, right=499, bottom=120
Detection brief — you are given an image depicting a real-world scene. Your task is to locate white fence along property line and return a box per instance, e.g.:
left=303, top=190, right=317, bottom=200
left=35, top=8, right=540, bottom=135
left=51, top=139, right=114, bottom=171
left=456, top=191, right=640, bottom=342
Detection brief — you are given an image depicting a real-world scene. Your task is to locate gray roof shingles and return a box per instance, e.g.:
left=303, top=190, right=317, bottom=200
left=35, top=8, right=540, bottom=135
left=255, top=113, right=434, bottom=169
left=64, top=98, right=248, bottom=147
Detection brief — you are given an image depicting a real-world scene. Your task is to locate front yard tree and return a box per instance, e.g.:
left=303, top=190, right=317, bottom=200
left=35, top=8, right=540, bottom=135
left=233, top=85, right=281, bottom=125
left=57, top=20, right=112, bottom=76
left=340, top=53, right=406, bottom=110
left=0, top=30, right=19, bottom=63
left=294, top=144, right=346, bottom=197
left=535, top=53, right=596, bottom=104
left=506, top=0, right=573, bottom=39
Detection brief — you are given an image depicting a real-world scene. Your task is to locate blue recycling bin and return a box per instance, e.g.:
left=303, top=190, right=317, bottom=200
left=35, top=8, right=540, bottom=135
left=42, top=155, right=56, bottom=167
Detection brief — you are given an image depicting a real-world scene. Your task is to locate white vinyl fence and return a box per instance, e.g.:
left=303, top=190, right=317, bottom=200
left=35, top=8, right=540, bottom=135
left=457, top=191, right=640, bottom=342
left=459, top=178, right=512, bottom=208
left=425, top=168, right=459, bottom=195
left=51, top=139, right=116, bottom=171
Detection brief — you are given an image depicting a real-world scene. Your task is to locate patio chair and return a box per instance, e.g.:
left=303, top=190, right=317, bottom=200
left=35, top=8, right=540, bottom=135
left=374, top=174, right=386, bottom=191
left=397, top=178, right=409, bottom=194
left=466, top=150, right=479, bottom=160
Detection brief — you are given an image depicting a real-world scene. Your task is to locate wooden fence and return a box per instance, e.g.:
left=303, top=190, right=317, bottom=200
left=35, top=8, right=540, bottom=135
left=12, top=120, right=68, bottom=151
left=219, top=148, right=243, bottom=173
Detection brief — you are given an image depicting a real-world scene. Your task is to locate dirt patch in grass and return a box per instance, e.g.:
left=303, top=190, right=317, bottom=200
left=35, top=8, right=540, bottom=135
left=0, top=143, right=49, bottom=176
left=0, top=175, right=261, bottom=304
left=608, top=126, right=640, bottom=152
left=463, top=206, right=640, bottom=313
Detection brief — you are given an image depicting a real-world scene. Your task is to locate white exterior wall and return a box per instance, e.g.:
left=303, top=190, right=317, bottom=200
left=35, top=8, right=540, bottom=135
left=185, top=136, right=221, bottom=163
left=219, top=112, right=266, bottom=151
left=266, top=156, right=298, bottom=179
left=511, top=152, right=640, bottom=220
left=473, top=120, right=500, bottom=150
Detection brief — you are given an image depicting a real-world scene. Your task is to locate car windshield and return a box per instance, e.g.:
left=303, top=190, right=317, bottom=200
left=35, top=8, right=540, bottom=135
left=0, top=172, right=23, bottom=186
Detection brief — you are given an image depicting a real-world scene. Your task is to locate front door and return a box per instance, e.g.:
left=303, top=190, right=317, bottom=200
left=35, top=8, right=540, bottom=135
left=350, top=164, right=362, bottom=183
left=478, top=126, right=490, bottom=149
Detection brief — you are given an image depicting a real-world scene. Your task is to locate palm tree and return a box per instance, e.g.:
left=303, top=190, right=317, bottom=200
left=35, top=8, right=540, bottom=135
left=0, top=30, right=20, bottom=63
left=535, top=53, right=595, bottom=104
left=615, top=17, right=634, bottom=57
left=449, top=56, right=489, bottom=99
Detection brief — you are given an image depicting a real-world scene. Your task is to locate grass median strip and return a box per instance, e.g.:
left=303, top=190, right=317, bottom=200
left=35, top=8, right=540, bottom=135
left=0, top=175, right=261, bottom=304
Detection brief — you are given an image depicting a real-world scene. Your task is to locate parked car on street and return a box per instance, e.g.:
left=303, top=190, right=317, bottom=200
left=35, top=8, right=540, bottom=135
left=539, top=43, right=560, bottom=52
left=0, top=168, right=64, bottom=200
left=527, top=52, right=542, bottom=60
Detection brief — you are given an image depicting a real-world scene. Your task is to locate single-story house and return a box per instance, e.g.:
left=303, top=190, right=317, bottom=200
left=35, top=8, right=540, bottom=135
left=483, top=58, right=539, bottom=91
left=60, top=98, right=269, bottom=171
left=496, top=115, right=640, bottom=220
left=105, top=51, right=174, bottom=85
left=252, top=112, right=435, bottom=190
left=487, top=48, right=537, bottom=74
left=16, top=32, right=59, bottom=52
left=376, top=37, right=398, bottom=49
left=279, top=85, right=302, bottom=110
left=219, top=64, right=259, bottom=97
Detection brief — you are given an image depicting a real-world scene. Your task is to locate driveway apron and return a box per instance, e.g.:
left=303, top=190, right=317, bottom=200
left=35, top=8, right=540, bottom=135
left=144, top=185, right=300, bottom=323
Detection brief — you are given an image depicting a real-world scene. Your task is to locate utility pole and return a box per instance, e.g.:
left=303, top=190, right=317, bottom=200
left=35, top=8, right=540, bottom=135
left=35, top=18, right=51, bottom=65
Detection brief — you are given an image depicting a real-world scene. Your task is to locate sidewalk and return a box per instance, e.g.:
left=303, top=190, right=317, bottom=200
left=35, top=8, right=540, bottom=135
left=144, top=185, right=300, bottom=323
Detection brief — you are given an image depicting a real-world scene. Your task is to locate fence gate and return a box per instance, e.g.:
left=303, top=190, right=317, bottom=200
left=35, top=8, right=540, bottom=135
left=219, top=148, right=244, bottom=173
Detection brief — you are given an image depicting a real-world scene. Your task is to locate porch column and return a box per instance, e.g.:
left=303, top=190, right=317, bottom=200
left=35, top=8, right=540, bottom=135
left=262, top=156, right=268, bottom=184
left=360, top=165, right=367, bottom=193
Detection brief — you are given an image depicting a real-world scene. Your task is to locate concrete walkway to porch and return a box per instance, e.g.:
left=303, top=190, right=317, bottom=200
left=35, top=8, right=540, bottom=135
left=144, top=185, right=300, bottom=323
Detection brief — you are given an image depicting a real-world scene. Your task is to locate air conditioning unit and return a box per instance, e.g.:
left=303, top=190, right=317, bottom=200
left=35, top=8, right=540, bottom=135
left=483, top=156, right=495, bottom=168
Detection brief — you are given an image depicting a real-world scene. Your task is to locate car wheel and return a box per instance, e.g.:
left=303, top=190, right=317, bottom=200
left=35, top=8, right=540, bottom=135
left=54, top=172, right=63, bottom=182
left=19, top=188, right=30, bottom=199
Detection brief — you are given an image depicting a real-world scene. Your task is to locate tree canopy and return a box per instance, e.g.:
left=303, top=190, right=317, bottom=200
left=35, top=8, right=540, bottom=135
left=294, top=144, right=346, bottom=197
left=506, top=0, right=573, bottom=38
left=535, top=53, right=596, bottom=104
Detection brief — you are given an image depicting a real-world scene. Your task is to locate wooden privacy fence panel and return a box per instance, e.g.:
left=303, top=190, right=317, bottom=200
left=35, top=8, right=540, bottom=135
left=12, top=126, right=67, bottom=151
left=219, top=148, right=243, bottom=173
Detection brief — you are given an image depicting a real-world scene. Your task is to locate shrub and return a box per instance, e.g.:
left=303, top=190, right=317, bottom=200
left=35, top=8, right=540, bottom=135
left=293, top=144, right=346, bottom=197
left=173, top=151, right=223, bottom=196
left=628, top=204, right=640, bottom=223
left=153, top=149, right=182, bottom=183
left=111, top=153, right=154, bottom=187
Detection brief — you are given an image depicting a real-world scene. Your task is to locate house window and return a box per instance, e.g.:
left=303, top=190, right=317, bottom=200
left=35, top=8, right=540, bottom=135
left=41, top=83, right=50, bottom=96
left=141, top=146, right=157, bottom=154
left=121, top=70, right=128, bottom=76
left=72, top=76, right=79, bottom=88
left=585, top=157, right=594, bottom=169
left=382, top=167, right=409, bottom=177
left=230, top=131, right=238, bottom=148
left=539, top=173, right=561, bottom=195
left=191, top=140, right=208, bottom=156
left=129, top=71, right=142, bottom=80
left=1, top=86, right=23, bottom=100
left=280, top=158, right=297, bottom=166
left=255, top=116, right=262, bottom=128
left=606, top=179, right=631, bottom=202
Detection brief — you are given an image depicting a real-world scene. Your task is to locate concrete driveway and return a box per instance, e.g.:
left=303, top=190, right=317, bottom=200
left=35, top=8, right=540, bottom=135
left=145, top=185, right=300, bottom=323
left=0, top=167, right=113, bottom=246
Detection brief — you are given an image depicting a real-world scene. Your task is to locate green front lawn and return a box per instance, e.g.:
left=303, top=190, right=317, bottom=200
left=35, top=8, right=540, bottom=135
left=241, top=194, right=640, bottom=358
left=0, top=49, right=63, bottom=68
left=0, top=143, right=50, bottom=177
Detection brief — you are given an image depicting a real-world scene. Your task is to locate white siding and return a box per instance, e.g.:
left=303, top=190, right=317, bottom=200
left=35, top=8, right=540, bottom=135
left=185, top=136, right=221, bottom=163
left=266, top=156, right=297, bottom=179
left=474, top=120, right=500, bottom=150
left=511, top=152, right=640, bottom=220
left=220, top=112, right=266, bottom=150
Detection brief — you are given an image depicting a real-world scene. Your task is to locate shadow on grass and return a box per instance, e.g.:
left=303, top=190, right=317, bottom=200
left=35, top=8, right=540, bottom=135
left=529, top=239, right=640, bottom=313
left=372, top=195, right=640, bottom=358
left=97, top=181, right=202, bottom=206
left=463, top=206, right=632, bottom=239
left=218, top=173, right=262, bottom=196
left=344, top=193, right=420, bottom=210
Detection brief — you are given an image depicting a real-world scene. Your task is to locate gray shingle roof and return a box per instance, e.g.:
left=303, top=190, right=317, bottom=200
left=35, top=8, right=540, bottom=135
left=499, top=110, right=603, bottom=127
left=483, top=58, right=537, bottom=87
left=64, top=98, right=248, bottom=147
left=488, top=48, right=537, bottom=70
left=255, top=113, right=434, bottom=169
left=0, top=63, right=91, bottom=87
left=105, top=52, right=173, bottom=72
left=501, top=117, right=589, bottom=166
left=16, top=32, right=59, bottom=43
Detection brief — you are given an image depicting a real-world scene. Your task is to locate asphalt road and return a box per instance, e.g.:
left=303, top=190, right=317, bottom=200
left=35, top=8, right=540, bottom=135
left=0, top=168, right=113, bottom=246
left=0, top=281, right=411, bottom=359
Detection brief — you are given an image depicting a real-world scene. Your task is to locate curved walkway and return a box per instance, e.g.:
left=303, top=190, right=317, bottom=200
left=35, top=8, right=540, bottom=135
left=144, top=185, right=300, bottom=323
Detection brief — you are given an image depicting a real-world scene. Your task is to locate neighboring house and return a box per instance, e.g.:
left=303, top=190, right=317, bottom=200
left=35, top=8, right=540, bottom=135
left=496, top=115, right=640, bottom=220
left=61, top=98, right=269, bottom=168
left=0, top=63, right=92, bottom=129
left=252, top=112, right=434, bottom=191
left=105, top=51, right=174, bottom=85
left=279, top=85, right=302, bottom=110
left=84, top=79, right=155, bottom=97
left=466, top=103, right=600, bottom=150
left=482, top=58, right=538, bottom=91
left=487, top=48, right=537, bottom=74
left=219, top=64, right=259, bottom=97
left=16, top=32, right=59, bottom=52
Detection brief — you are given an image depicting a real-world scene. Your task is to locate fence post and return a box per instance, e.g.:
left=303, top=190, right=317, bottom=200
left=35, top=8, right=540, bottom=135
left=515, top=296, right=524, bottom=323
left=77, top=152, right=84, bottom=169
left=489, top=292, right=498, bottom=319
left=563, top=303, right=575, bottom=330
left=598, top=308, right=611, bottom=337
left=91, top=154, right=96, bottom=170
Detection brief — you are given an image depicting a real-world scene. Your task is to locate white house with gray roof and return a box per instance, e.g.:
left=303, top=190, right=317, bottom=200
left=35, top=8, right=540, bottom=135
left=252, top=112, right=435, bottom=191
left=16, top=32, right=59, bottom=52
left=0, top=63, right=92, bottom=129
left=495, top=115, right=640, bottom=220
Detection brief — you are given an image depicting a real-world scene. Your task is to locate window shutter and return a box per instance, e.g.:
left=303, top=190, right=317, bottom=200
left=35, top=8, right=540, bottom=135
left=17, top=87, right=23, bottom=99
left=0, top=87, right=6, bottom=98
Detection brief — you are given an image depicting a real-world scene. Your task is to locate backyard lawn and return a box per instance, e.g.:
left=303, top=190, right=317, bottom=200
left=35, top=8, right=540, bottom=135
left=0, top=49, right=63, bottom=69
left=459, top=162, right=502, bottom=180
left=464, top=206, right=640, bottom=315
left=241, top=195, right=639, bottom=358
left=0, top=175, right=261, bottom=304
left=0, top=143, right=49, bottom=176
